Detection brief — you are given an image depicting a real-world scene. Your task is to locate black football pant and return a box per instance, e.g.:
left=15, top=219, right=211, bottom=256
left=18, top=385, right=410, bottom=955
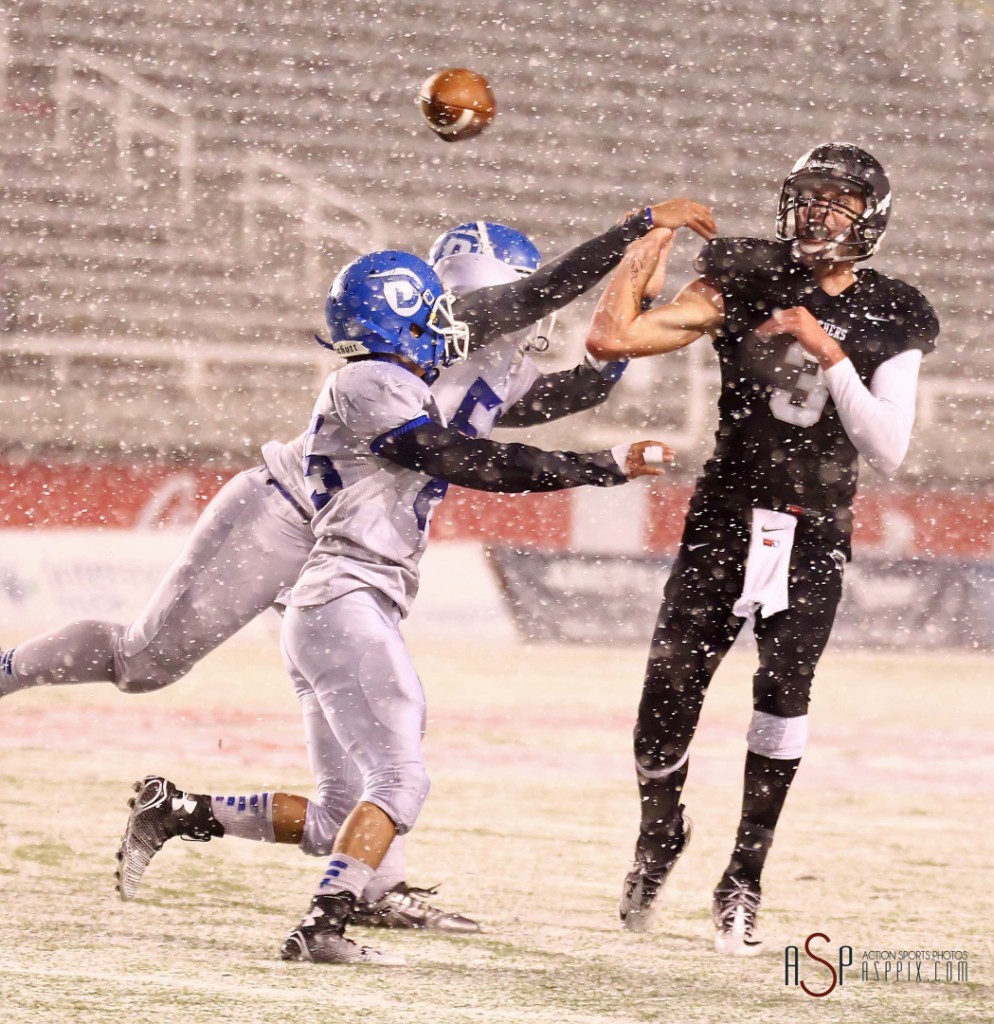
left=635, top=513, right=844, bottom=773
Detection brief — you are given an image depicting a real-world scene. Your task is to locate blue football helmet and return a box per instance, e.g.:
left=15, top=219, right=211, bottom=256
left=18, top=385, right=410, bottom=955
left=428, top=222, right=541, bottom=297
left=322, top=251, right=469, bottom=378
left=428, top=222, right=554, bottom=351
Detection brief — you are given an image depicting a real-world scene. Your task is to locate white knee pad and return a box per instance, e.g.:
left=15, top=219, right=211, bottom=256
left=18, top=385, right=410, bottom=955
left=300, top=801, right=341, bottom=858
left=747, top=711, right=808, bottom=759
left=114, top=653, right=188, bottom=694
left=635, top=747, right=690, bottom=780
left=363, top=763, right=431, bottom=836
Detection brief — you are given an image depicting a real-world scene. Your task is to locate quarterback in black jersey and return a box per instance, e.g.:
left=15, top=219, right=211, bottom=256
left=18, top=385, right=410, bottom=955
left=587, top=144, right=938, bottom=955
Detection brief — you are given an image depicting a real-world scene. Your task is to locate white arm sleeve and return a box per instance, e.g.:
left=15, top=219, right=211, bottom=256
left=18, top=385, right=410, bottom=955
left=823, top=349, right=923, bottom=476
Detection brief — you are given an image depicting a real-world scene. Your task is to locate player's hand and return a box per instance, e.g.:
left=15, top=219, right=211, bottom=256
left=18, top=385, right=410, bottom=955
left=625, top=439, right=675, bottom=478
left=755, top=307, right=845, bottom=370
left=646, top=199, right=718, bottom=240
left=642, top=229, right=676, bottom=301
left=617, top=228, right=673, bottom=305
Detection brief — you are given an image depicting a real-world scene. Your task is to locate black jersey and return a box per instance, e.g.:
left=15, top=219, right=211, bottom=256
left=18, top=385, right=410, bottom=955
left=691, top=238, right=938, bottom=550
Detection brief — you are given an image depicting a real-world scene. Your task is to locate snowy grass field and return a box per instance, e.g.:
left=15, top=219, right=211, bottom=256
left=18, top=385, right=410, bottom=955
left=1, top=638, right=992, bottom=1024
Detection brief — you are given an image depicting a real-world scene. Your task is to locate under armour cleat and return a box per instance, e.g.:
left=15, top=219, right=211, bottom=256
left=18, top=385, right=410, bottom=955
left=351, top=883, right=481, bottom=934
left=280, top=894, right=406, bottom=966
left=712, top=878, right=764, bottom=956
left=620, top=806, right=692, bottom=933
left=115, top=775, right=222, bottom=900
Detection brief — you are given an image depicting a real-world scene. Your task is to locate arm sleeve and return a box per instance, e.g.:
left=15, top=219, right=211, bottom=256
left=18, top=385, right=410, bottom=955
left=373, top=419, right=628, bottom=492
left=823, top=349, right=922, bottom=476
left=454, top=209, right=654, bottom=349
left=497, top=356, right=628, bottom=428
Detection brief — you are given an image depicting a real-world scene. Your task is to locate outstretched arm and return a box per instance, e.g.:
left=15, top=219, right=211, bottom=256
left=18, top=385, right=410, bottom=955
left=586, top=228, right=725, bottom=360
left=496, top=355, right=627, bottom=428
left=456, top=200, right=716, bottom=351
left=373, top=420, right=672, bottom=492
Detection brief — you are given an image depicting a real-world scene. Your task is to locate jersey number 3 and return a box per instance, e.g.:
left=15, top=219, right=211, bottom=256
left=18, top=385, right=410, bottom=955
left=769, top=341, right=830, bottom=427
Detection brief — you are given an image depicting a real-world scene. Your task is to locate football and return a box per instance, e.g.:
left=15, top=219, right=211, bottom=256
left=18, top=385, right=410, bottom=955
left=417, top=68, right=496, bottom=143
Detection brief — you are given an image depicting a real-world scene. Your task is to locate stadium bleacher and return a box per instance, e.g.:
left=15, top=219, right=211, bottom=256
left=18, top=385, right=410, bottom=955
left=0, top=0, right=991, bottom=481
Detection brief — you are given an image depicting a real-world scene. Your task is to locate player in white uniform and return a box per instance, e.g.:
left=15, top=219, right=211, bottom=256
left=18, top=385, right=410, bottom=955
left=0, top=201, right=717, bottom=700
left=115, top=249, right=673, bottom=966
left=3, top=201, right=715, bottom=931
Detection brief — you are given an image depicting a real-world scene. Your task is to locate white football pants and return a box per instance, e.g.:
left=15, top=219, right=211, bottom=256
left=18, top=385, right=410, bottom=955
left=114, top=466, right=314, bottom=691
left=281, top=588, right=430, bottom=841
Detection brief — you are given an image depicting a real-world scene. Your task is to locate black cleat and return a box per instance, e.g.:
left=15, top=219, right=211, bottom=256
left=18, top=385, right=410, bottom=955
left=280, top=894, right=406, bottom=966
left=712, top=878, right=763, bottom=956
left=620, top=806, right=692, bottom=933
left=115, top=776, right=221, bottom=900
left=351, top=883, right=481, bottom=934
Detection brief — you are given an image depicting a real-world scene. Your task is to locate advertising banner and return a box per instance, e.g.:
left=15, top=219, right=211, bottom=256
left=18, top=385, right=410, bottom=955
left=487, top=547, right=994, bottom=650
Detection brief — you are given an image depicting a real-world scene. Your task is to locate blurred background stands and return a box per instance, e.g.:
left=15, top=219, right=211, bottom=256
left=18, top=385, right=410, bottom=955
left=0, top=0, right=990, bottom=483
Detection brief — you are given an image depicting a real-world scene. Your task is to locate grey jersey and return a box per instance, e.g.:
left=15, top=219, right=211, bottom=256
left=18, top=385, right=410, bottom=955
left=430, top=330, right=541, bottom=438
left=263, top=332, right=542, bottom=523
left=261, top=432, right=309, bottom=514
left=287, top=360, right=443, bottom=615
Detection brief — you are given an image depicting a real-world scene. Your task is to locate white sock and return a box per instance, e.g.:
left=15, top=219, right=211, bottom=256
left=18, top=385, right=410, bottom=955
left=211, top=794, right=276, bottom=842
left=362, top=834, right=406, bottom=903
left=315, top=853, right=375, bottom=900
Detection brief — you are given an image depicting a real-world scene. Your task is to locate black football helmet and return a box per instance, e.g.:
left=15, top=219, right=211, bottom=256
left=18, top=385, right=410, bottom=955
left=776, top=144, right=891, bottom=263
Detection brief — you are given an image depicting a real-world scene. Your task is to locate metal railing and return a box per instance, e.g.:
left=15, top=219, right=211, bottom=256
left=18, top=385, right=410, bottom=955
left=52, top=47, right=196, bottom=217
left=234, top=152, right=385, bottom=289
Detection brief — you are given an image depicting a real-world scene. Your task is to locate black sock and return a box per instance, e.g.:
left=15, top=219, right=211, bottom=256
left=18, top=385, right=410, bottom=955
left=721, top=751, right=800, bottom=889
left=637, top=760, right=689, bottom=835
left=308, top=891, right=356, bottom=933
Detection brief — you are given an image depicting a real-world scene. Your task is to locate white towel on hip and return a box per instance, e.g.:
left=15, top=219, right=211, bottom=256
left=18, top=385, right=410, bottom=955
left=732, top=508, right=797, bottom=619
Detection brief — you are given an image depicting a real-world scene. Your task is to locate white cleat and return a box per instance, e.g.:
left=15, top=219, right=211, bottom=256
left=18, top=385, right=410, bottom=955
left=619, top=808, right=692, bottom=934
left=712, top=879, right=764, bottom=957
left=280, top=928, right=407, bottom=966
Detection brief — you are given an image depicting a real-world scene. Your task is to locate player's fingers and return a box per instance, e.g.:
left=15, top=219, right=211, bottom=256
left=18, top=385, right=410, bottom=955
left=645, top=260, right=669, bottom=300
left=753, top=314, right=781, bottom=339
left=687, top=206, right=718, bottom=238
left=630, top=441, right=675, bottom=474
left=688, top=217, right=718, bottom=240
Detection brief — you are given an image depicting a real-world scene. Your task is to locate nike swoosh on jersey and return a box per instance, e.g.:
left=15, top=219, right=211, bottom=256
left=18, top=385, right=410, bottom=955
left=866, top=314, right=890, bottom=322
left=760, top=526, right=785, bottom=533
left=687, top=542, right=709, bottom=550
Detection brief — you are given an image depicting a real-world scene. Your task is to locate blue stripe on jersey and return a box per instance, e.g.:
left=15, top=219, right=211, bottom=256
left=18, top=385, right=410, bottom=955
left=370, top=414, right=433, bottom=455
left=265, top=476, right=311, bottom=522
